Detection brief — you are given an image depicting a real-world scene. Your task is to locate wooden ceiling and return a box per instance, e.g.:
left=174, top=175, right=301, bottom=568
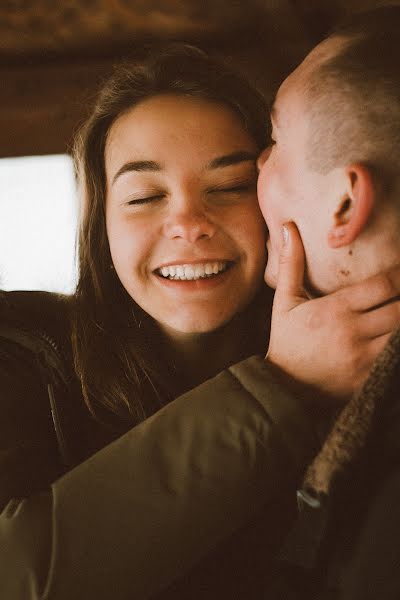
left=0, top=0, right=397, bottom=158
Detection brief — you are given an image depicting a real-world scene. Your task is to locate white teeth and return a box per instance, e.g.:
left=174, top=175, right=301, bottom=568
left=157, top=261, right=229, bottom=280
left=185, top=266, right=195, bottom=280
left=194, top=265, right=205, bottom=278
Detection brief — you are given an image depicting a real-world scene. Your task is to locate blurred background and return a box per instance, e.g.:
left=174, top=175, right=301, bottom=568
left=1, top=0, right=398, bottom=292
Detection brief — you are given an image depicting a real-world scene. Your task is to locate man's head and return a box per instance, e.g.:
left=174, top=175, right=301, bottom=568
left=258, top=6, right=400, bottom=296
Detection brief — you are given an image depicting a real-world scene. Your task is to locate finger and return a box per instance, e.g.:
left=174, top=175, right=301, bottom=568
left=357, top=300, right=400, bottom=339
left=337, top=266, right=400, bottom=312
left=274, top=222, right=308, bottom=308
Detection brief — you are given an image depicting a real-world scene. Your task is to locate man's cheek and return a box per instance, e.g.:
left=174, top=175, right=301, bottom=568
left=258, top=189, right=278, bottom=228
left=256, top=173, right=269, bottom=219
left=265, top=247, right=279, bottom=289
left=261, top=194, right=283, bottom=239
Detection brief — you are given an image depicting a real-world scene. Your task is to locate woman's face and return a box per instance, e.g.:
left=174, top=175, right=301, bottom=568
left=105, top=94, right=266, bottom=339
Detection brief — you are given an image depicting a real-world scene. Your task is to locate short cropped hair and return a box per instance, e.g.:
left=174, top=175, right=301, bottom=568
left=305, top=6, right=400, bottom=182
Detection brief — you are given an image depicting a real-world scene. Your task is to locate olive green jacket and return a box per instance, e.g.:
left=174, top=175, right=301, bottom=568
left=0, top=291, right=320, bottom=599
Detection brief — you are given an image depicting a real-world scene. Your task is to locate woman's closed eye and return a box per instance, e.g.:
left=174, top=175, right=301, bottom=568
left=126, top=193, right=165, bottom=206
left=207, top=180, right=257, bottom=198
left=122, top=178, right=256, bottom=207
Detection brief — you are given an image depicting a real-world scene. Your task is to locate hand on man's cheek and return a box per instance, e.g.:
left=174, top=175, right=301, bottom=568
left=266, top=222, right=400, bottom=401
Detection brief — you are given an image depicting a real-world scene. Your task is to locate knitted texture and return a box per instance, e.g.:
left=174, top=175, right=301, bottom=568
left=302, top=327, right=400, bottom=498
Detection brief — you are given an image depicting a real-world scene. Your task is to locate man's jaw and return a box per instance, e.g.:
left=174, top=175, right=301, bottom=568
left=264, top=264, right=278, bottom=290
left=264, top=254, right=320, bottom=298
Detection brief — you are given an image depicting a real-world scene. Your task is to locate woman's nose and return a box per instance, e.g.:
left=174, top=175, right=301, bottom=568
left=163, top=201, right=216, bottom=243
left=257, top=146, right=272, bottom=172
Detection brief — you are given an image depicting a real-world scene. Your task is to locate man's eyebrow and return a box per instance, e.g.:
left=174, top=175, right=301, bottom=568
left=270, top=104, right=279, bottom=129
left=112, top=160, right=161, bottom=185
left=207, top=151, right=257, bottom=169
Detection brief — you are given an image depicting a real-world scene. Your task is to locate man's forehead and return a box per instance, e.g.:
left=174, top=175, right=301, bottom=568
left=270, top=70, right=302, bottom=126
left=298, top=35, right=348, bottom=75
left=270, top=103, right=279, bottom=128
left=270, top=35, right=347, bottom=126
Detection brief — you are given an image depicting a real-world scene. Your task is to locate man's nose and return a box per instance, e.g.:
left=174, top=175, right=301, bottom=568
left=163, top=200, right=216, bottom=243
left=257, top=146, right=273, bottom=172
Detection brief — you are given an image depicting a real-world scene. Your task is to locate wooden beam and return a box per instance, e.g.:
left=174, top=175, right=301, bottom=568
left=0, top=21, right=310, bottom=159
left=0, top=60, right=114, bottom=157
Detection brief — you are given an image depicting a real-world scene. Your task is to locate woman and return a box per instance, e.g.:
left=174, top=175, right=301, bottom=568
left=72, top=44, right=271, bottom=428
left=0, top=46, right=313, bottom=600
left=1, top=45, right=398, bottom=600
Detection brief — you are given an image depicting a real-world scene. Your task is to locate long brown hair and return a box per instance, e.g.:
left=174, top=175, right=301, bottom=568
left=72, top=44, right=270, bottom=426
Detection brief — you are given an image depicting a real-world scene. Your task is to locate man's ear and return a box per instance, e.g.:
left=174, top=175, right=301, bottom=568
left=327, top=164, right=375, bottom=249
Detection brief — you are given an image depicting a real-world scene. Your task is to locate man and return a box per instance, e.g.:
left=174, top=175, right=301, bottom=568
left=257, top=6, right=400, bottom=599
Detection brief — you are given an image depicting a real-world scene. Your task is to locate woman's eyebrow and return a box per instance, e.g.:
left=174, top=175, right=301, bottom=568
left=111, top=151, right=255, bottom=185
left=207, top=151, right=257, bottom=169
left=112, top=160, right=161, bottom=185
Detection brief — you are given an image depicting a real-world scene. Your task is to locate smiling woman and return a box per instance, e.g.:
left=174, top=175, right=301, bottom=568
left=73, top=46, right=271, bottom=420
left=105, top=94, right=265, bottom=339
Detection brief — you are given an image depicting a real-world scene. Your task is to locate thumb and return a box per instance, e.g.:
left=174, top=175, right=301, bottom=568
left=275, top=222, right=307, bottom=307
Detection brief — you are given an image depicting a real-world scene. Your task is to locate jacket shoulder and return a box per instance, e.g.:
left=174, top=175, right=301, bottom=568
left=0, top=290, right=73, bottom=339
left=0, top=291, right=71, bottom=507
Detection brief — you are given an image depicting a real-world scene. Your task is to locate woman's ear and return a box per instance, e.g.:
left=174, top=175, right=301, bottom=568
left=327, top=164, right=375, bottom=249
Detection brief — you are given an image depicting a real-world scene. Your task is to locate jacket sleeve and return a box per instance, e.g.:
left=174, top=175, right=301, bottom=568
left=0, top=356, right=319, bottom=600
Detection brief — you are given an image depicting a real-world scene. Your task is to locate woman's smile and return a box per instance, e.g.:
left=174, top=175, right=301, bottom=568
left=153, top=260, right=237, bottom=294
left=156, top=260, right=231, bottom=280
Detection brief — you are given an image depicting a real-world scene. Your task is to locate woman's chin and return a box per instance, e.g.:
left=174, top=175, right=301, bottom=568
left=157, top=313, right=235, bottom=342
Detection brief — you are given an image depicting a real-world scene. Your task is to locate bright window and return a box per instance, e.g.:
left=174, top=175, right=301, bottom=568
left=0, top=155, right=78, bottom=293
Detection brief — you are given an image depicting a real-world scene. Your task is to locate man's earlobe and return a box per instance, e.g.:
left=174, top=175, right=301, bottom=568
left=327, top=164, right=375, bottom=249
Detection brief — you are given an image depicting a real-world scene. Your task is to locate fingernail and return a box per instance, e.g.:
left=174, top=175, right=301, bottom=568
left=282, top=225, right=289, bottom=246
